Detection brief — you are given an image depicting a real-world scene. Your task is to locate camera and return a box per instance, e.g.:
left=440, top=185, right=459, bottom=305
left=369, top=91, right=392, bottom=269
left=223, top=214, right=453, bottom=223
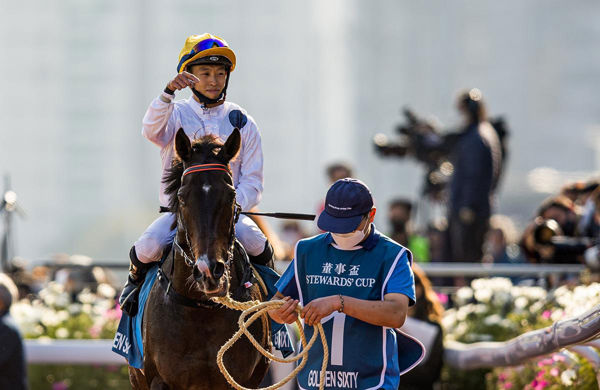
left=373, top=108, right=458, bottom=198
left=532, top=217, right=599, bottom=268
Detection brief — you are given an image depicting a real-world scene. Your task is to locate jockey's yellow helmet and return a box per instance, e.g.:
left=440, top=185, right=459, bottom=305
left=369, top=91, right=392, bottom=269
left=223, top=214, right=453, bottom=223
left=176, top=33, right=237, bottom=73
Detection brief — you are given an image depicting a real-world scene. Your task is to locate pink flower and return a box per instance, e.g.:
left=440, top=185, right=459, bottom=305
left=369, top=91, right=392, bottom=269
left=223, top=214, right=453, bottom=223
left=105, top=306, right=122, bottom=321
left=550, top=368, right=559, bottom=377
left=535, top=380, right=548, bottom=390
left=503, top=382, right=513, bottom=389
left=52, top=382, right=68, bottom=390
left=436, top=292, right=448, bottom=304
left=536, top=370, right=545, bottom=379
left=537, top=358, right=553, bottom=367
left=552, top=354, right=565, bottom=362
left=498, top=372, right=508, bottom=381
left=542, top=310, right=551, bottom=319
left=88, top=324, right=101, bottom=338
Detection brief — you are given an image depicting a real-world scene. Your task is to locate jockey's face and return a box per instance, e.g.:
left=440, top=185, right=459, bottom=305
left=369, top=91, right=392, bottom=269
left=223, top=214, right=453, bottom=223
left=189, top=64, right=228, bottom=100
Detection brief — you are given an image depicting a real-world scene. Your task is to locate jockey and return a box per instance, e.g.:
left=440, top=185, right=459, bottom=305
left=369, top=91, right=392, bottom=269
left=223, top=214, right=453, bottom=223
left=120, top=33, right=271, bottom=315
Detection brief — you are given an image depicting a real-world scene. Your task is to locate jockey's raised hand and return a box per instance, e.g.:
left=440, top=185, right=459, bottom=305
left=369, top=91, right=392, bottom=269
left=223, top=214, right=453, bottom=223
left=166, top=71, right=199, bottom=92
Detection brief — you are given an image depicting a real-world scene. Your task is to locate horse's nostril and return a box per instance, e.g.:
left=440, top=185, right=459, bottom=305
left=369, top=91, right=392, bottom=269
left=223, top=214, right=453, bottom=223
left=212, top=262, right=225, bottom=279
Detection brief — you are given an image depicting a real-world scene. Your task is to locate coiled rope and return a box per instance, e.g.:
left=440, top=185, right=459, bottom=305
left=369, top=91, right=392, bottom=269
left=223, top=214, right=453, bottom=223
left=212, top=294, right=328, bottom=390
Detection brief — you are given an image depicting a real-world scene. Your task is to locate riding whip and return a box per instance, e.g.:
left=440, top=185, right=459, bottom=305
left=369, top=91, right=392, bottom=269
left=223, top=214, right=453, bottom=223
left=241, top=212, right=316, bottom=221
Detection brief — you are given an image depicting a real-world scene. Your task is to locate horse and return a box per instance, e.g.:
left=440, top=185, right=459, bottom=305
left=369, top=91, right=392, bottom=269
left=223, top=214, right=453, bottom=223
left=128, top=128, right=270, bottom=390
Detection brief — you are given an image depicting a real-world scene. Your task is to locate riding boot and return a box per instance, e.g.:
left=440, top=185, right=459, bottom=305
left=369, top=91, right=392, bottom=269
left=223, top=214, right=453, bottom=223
left=119, top=246, right=154, bottom=316
left=248, top=240, right=274, bottom=268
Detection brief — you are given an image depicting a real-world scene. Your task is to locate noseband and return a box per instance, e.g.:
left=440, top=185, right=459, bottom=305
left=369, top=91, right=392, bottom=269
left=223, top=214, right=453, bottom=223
left=172, top=163, right=241, bottom=268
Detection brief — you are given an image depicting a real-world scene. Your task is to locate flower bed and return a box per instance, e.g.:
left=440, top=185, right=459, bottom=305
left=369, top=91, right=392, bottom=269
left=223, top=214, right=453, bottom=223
left=11, top=281, right=128, bottom=389
left=442, top=278, right=600, bottom=389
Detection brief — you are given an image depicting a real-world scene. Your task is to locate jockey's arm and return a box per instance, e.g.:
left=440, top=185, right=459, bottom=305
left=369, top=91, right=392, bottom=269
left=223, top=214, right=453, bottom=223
left=141, top=91, right=177, bottom=148
left=235, top=122, right=264, bottom=211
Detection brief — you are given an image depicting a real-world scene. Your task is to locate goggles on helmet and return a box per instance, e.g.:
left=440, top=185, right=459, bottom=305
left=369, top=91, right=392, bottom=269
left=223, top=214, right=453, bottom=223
left=191, top=38, right=226, bottom=54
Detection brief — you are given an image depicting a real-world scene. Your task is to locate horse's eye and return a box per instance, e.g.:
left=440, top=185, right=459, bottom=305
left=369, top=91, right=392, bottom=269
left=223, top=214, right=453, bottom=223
left=177, top=190, right=186, bottom=206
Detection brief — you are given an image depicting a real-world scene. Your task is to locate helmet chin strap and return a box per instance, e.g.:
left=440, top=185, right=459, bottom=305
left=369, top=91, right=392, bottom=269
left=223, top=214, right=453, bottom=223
left=190, top=68, right=231, bottom=107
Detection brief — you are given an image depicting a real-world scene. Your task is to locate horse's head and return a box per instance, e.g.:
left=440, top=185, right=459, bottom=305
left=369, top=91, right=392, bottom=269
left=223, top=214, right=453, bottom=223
left=166, top=128, right=241, bottom=297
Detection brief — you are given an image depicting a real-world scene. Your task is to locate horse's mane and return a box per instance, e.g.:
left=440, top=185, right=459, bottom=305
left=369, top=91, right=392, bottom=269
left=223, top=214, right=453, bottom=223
left=163, top=135, right=224, bottom=213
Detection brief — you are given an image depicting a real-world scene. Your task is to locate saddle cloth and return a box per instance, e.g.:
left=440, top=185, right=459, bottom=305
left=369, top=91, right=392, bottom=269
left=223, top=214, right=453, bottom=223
left=111, top=263, right=293, bottom=369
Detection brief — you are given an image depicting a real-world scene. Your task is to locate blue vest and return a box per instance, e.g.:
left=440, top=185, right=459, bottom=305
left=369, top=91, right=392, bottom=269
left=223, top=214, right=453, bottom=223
left=294, top=233, right=415, bottom=390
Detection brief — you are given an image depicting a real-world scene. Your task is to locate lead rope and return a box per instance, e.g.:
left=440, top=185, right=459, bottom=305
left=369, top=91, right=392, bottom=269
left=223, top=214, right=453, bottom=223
left=211, top=295, right=328, bottom=390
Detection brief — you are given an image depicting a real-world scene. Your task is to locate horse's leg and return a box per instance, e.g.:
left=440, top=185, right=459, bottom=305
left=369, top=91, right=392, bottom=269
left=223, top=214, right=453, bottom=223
left=243, top=354, right=270, bottom=388
left=129, top=367, right=150, bottom=390
left=150, top=376, right=169, bottom=390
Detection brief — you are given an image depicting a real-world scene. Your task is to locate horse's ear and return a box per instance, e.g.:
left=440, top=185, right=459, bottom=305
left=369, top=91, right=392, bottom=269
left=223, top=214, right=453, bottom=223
left=175, top=128, right=192, bottom=161
left=218, top=128, right=241, bottom=162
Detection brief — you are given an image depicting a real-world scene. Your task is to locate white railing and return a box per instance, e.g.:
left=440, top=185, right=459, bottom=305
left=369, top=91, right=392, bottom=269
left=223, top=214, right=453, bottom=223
left=419, top=262, right=585, bottom=277
left=25, top=339, right=125, bottom=365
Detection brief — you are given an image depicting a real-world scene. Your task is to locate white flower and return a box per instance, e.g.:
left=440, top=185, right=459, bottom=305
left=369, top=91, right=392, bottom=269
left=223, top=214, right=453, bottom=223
left=471, top=278, right=486, bottom=291
left=55, top=292, right=71, bottom=308
left=560, top=369, right=576, bottom=386
left=514, top=296, right=528, bottom=309
left=483, top=314, right=502, bottom=326
left=40, top=309, right=61, bottom=327
left=474, top=288, right=492, bottom=303
left=473, top=304, right=488, bottom=315
left=97, top=283, right=116, bottom=299
left=488, top=278, right=513, bottom=293
left=530, top=301, right=544, bottom=314
left=77, top=289, right=96, bottom=304
left=492, top=291, right=510, bottom=306
left=55, top=327, right=69, bottom=339
left=455, top=287, right=473, bottom=305
left=551, top=309, right=564, bottom=322
left=442, top=309, right=457, bottom=329
left=67, top=303, right=82, bottom=315
left=82, top=303, right=92, bottom=314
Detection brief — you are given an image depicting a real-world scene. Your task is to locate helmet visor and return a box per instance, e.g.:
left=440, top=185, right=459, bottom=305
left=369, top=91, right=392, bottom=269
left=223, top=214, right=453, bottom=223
left=191, top=38, right=226, bottom=55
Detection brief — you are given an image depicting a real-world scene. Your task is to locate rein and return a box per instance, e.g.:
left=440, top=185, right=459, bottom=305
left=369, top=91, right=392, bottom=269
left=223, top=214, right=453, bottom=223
left=158, top=162, right=243, bottom=309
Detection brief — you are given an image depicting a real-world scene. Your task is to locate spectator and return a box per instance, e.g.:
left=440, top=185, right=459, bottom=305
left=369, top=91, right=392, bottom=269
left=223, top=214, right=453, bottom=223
left=520, top=196, right=582, bottom=264
left=0, top=273, right=27, bottom=390
left=447, top=88, right=502, bottom=262
left=483, top=214, right=524, bottom=265
left=398, top=264, right=444, bottom=390
left=325, top=162, right=354, bottom=184
left=388, top=198, right=413, bottom=247
left=278, top=221, right=310, bottom=261
left=388, top=198, right=429, bottom=262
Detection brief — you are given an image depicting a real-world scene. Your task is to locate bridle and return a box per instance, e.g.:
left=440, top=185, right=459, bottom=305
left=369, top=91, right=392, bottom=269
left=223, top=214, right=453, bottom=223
left=172, top=163, right=241, bottom=268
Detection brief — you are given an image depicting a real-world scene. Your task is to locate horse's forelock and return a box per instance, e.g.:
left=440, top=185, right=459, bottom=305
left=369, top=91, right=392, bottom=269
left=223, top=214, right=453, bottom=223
left=163, top=135, right=226, bottom=217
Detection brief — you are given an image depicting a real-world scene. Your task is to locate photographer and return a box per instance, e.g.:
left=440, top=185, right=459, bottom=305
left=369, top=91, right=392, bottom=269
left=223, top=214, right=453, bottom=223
left=447, top=89, right=502, bottom=262
left=520, top=195, right=583, bottom=264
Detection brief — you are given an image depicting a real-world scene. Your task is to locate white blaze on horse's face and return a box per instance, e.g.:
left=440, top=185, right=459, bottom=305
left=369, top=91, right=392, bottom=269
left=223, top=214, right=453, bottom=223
left=196, top=255, right=211, bottom=278
left=202, top=184, right=211, bottom=194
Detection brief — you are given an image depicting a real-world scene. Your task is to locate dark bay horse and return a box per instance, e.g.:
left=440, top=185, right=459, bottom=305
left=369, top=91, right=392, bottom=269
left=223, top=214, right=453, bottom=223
left=129, top=128, right=270, bottom=389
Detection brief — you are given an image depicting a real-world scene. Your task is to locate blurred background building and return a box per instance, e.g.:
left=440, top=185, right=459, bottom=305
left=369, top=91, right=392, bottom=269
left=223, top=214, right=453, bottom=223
left=0, top=0, right=598, bottom=263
